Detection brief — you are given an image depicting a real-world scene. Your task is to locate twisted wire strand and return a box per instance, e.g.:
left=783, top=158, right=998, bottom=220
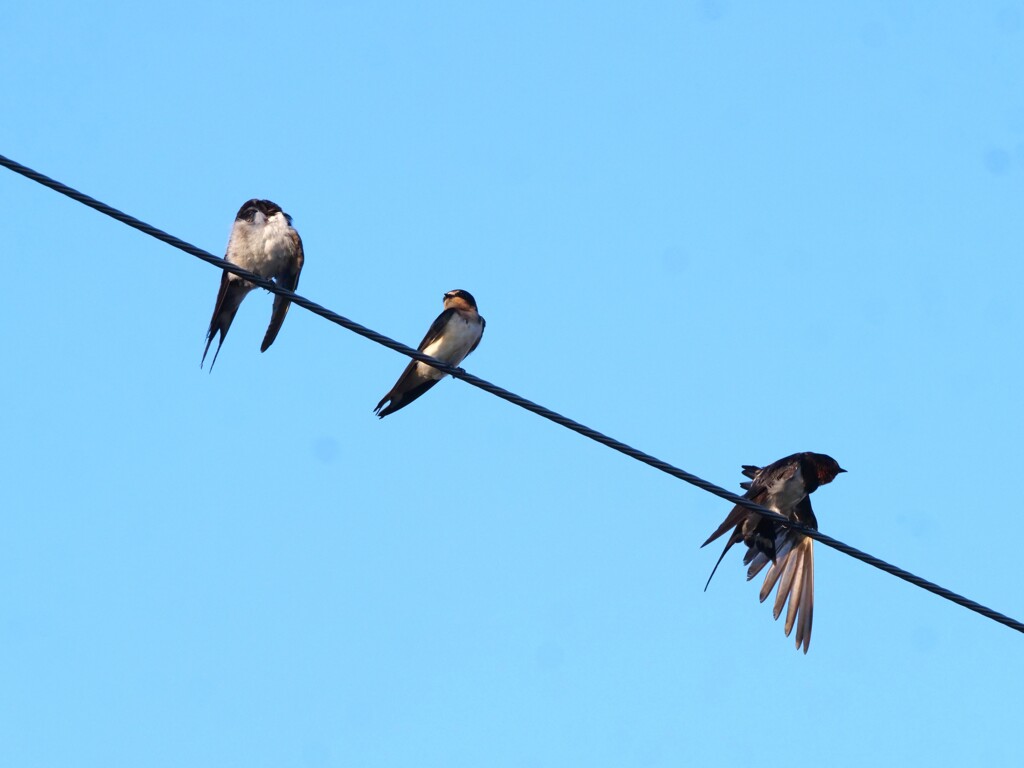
left=3, top=152, right=1021, bottom=635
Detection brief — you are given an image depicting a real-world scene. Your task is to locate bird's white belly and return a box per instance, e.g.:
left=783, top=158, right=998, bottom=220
left=416, top=316, right=481, bottom=379
left=228, top=215, right=294, bottom=277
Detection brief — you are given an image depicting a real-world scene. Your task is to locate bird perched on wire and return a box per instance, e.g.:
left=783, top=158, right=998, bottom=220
left=374, top=289, right=485, bottom=418
left=201, top=199, right=304, bottom=370
left=701, top=452, right=846, bottom=653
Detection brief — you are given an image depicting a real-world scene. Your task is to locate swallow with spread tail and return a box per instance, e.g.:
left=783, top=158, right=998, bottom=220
left=202, top=199, right=304, bottom=370
left=702, top=452, right=846, bottom=652
left=375, top=289, right=485, bottom=418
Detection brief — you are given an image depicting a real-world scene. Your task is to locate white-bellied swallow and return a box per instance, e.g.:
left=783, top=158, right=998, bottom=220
left=701, top=452, right=846, bottom=653
left=374, top=289, right=485, bottom=418
left=201, top=198, right=304, bottom=370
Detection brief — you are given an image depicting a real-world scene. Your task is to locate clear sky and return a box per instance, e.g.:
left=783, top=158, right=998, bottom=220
left=3, top=2, right=1023, bottom=766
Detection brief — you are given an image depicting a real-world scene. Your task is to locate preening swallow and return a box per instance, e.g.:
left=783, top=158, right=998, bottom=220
left=701, top=452, right=846, bottom=653
left=374, top=289, right=485, bottom=418
left=201, top=199, right=304, bottom=370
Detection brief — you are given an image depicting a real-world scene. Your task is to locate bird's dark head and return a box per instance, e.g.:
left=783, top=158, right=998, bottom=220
left=809, top=453, right=846, bottom=486
left=443, top=289, right=478, bottom=311
left=235, top=199, right=287, bottom=223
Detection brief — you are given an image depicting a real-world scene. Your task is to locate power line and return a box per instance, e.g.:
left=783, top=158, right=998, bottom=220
left=3, top=151, right=1022, bottom=637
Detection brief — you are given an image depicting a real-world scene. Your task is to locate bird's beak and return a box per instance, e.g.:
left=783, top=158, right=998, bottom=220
left=838, top=467, right=848, bottom=473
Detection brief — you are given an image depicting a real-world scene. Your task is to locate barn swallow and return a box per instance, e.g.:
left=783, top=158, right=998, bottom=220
left=374, top=289, right=485, bottom=418
left=201, top=199, right=304, bottom=370
left=701, top=452, right=845, bottom=653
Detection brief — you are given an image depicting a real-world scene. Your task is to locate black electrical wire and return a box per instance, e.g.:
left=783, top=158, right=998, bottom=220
left=3, top=152, right=1021, bottom=636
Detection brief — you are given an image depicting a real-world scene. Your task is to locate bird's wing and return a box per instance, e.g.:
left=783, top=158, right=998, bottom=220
left=746, top=457, right=800, bottom=496
left=467, top=315, right=485, bottom=356
left=416, top=308, right=458, bottom=352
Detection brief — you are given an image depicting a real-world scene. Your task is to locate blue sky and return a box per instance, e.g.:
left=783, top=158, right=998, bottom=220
left=3, top=2, right=1024, bottom=766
